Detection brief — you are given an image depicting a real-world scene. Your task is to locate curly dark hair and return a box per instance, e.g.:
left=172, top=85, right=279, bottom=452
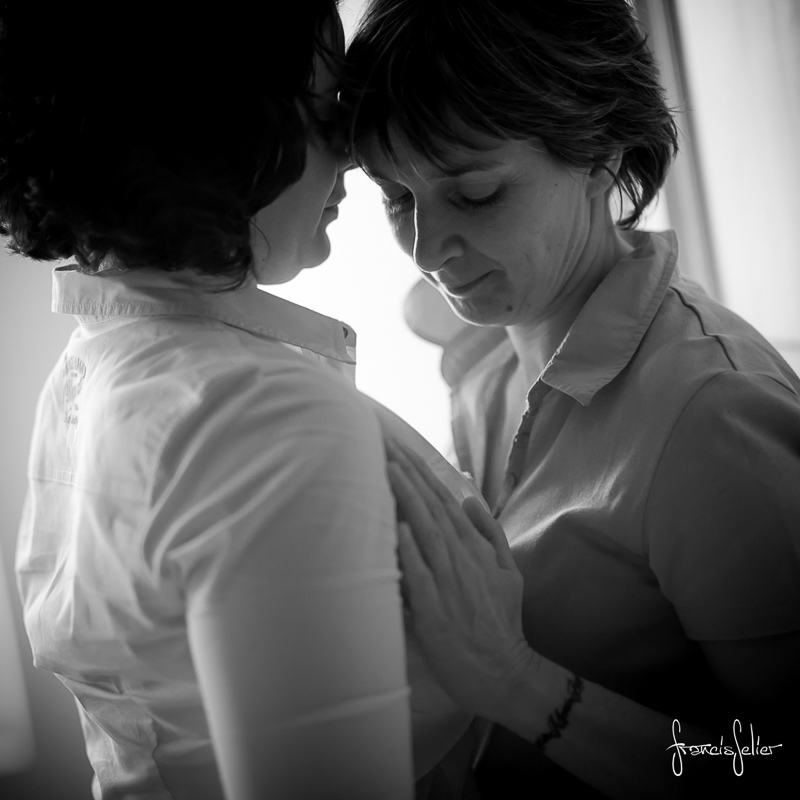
left=0, top=1, right=341, bottom=288
left=344, top=0, right=679, bottom=228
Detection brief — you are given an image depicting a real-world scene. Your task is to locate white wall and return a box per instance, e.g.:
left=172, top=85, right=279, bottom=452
left=0, top=253, right=94, bottom=798
left=675, top=0, right=800, bottom=373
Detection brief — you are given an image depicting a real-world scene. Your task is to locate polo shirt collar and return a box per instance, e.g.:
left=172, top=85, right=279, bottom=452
left=541, top=229, right=677, bottom=405
left=440, top=229, right=678, bottom=405
left=52, top=265, right=356, bottom=367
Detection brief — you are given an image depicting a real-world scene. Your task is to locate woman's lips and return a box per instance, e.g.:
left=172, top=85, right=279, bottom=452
left=322, top=193, right=344, bottom=223
left=439, top=272, right=493, bottom=297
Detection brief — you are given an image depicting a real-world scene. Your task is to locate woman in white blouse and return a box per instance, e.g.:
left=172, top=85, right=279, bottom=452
left=0, top=2, right=470, bottom=797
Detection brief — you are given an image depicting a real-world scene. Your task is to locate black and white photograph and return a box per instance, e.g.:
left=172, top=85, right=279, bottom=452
left=1, top=1, right=798, bottom=798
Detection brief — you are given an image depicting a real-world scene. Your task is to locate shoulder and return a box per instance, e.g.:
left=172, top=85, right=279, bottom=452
left=649, top=368, right=800, bottom=487
left=146, top=354, right=392, bottom=586
left=639, top=270, right=800, bottom=437
left=75, top=319, right=382, bottom=508
left=650, top=367, right=800, bottom=492
left=611, top=274, right=800, bottom=444
left=101, top=311, right=374, bottom=436
left=644, top=368, right=800, bottom=639
left=643, top=274, right=798, bottom=388
left=158, top=346, right=383, bottom=473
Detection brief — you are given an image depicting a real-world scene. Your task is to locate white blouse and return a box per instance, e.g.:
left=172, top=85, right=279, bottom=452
left=17, top=267, right=423, bottom=799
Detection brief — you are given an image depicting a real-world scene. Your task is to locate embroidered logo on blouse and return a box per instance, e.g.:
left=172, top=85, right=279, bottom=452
left=64, top=354, right=87, bottom=426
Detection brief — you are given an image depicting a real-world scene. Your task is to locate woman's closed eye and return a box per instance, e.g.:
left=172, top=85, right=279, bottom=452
left=454, top=186, right=503, bottom=210
left=381, top=185, right=504, bottom=216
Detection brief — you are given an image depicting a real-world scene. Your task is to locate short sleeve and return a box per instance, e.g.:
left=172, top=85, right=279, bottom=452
left=145, top=360, right=396, bottom=591
left=645, top=370, right=800, bottom=641
left=146, top=358, right=413, bottom=799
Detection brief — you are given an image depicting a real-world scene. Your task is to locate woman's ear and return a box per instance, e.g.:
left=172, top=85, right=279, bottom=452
left=586, top=152, right=623, bottom=198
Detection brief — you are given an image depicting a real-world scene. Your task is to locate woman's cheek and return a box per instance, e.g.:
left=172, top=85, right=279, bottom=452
left=390, top=214, right=415, bottom=259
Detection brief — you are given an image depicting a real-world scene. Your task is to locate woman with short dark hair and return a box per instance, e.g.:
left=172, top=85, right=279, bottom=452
left=346, top=0, right=800, bottom=796
left=2, top=3, right=415, bottom=798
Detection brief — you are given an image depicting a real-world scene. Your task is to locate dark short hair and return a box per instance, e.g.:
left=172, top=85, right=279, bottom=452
left=345, top=0, right=678, bottom=228
left=0, top=1, right=340, bottom=287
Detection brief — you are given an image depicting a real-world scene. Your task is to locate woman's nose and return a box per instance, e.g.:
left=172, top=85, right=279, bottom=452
left=411, top=207, right=465, bottom=274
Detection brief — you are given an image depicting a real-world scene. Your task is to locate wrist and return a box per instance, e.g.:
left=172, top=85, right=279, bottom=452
left=491, top=641, right=544, bottom=723
left=534, top=673, right=584, bottom=751
left=493, top=648, right=578, bottom=744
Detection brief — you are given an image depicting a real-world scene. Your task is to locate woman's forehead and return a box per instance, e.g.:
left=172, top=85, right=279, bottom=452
left=359, top=122, right=545, bottom=182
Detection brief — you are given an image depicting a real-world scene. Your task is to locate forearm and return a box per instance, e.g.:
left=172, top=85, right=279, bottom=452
left=491, top=652, right=710, bottom=799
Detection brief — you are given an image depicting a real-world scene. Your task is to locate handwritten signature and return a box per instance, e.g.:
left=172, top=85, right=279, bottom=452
left=667, top=719, right=782, bottom=776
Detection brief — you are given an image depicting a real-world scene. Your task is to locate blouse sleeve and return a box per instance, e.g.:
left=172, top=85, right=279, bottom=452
left=148, top=359, right=413, bottom=800
left=645, top=370, right=800, bottom=642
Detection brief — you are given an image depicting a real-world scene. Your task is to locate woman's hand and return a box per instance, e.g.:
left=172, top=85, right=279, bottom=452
left=384, top=441, right=741, bottom=798
left=385, top=439, right=537, bottom=721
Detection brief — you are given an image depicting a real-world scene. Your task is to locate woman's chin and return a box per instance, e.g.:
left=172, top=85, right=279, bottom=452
left=255, top=240, right=332, bottom=285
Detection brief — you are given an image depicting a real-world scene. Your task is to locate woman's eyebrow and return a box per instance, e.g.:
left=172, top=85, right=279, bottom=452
left=438, top=158, right=508, bottom=177
left=363, top=158, right=507, bottom=183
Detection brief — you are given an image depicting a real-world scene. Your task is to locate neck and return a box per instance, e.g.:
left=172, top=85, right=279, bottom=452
left=507, top=211, right=634, bottom=386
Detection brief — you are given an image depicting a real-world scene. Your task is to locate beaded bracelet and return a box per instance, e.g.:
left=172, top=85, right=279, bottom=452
left=534, top=674, right=585, bottom=752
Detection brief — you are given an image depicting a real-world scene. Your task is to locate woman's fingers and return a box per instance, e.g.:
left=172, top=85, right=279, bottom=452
left=388, top=440, right=499, bottom=565
left=387, top=444, right=534, bottom=720
left=387, top=461, right=453, bottom=575
left=386, top=440, right=474, bottom=538
left=387, top=453, right=452, bottom=538
left=387, top=438, right=463, bottom=511
left=385, top=440, right=462, bottom=540
left=395, top=522, right=439, bottom=616
left=385, top=454, right=431, bottom=525
left=462, top=496, right=516, bottom=571
left=386, top=439, right=521, bottom=625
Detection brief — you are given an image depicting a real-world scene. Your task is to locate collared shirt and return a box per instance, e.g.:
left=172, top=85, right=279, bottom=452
left=16, top=267, right=415, bottom=799
left=424, top=229, right=800, bottom=723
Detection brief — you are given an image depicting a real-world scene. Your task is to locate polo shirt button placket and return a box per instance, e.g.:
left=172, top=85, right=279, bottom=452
left=491, top=382, right=551, bottom=519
